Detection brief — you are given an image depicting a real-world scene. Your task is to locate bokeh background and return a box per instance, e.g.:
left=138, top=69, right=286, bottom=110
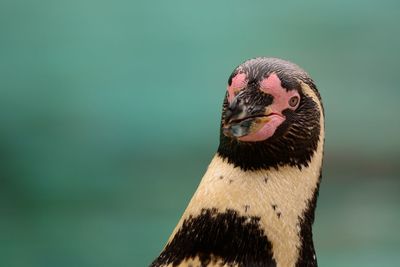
left=1, top=0, right=399, bottom=266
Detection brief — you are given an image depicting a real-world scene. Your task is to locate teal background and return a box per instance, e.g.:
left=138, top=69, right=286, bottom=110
left=1, top=0, right=399, bottom=266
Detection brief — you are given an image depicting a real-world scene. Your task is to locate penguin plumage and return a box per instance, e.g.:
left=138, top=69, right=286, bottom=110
left=151, top=57, right=324, bottom=267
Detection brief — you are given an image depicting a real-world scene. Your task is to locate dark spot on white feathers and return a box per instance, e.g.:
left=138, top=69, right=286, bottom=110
left=219, top=175, right=224, bottom=179
left=229, top=179, right=233, bottom=184
left=271, top=204, right=282, bottom=218
left=244, top=205, right=250, bottom=212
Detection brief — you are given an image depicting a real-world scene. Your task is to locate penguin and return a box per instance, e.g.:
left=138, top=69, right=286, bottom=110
left=150, top=57, right=324, bottom=267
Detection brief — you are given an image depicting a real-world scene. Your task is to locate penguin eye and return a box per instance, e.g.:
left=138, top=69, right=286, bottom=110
left=289, top=96, right=299, bottom=107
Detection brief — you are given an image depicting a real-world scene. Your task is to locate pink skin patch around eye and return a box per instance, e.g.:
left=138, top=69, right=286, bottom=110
left=238, top=73, right=300, bottom=142
left=227, top=73, right=247, bottom=103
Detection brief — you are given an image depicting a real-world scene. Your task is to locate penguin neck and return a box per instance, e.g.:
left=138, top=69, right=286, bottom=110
left=166, top=140, right=323, bottom=267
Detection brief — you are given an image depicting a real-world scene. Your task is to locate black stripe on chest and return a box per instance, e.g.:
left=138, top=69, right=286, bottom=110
left=150, top=208, right=276, bottom=267
left=295, top=172, right=321, bottom=267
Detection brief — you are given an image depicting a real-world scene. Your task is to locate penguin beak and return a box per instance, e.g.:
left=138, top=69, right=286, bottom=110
left=223, top=95, right=272, bottom=138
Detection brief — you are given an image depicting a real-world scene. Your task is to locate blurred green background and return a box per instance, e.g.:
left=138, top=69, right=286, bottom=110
left=1, top=0, right=399, bottom=266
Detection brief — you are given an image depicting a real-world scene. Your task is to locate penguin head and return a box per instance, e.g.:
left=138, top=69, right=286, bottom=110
left=218, top=57, right=324, bottom=171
